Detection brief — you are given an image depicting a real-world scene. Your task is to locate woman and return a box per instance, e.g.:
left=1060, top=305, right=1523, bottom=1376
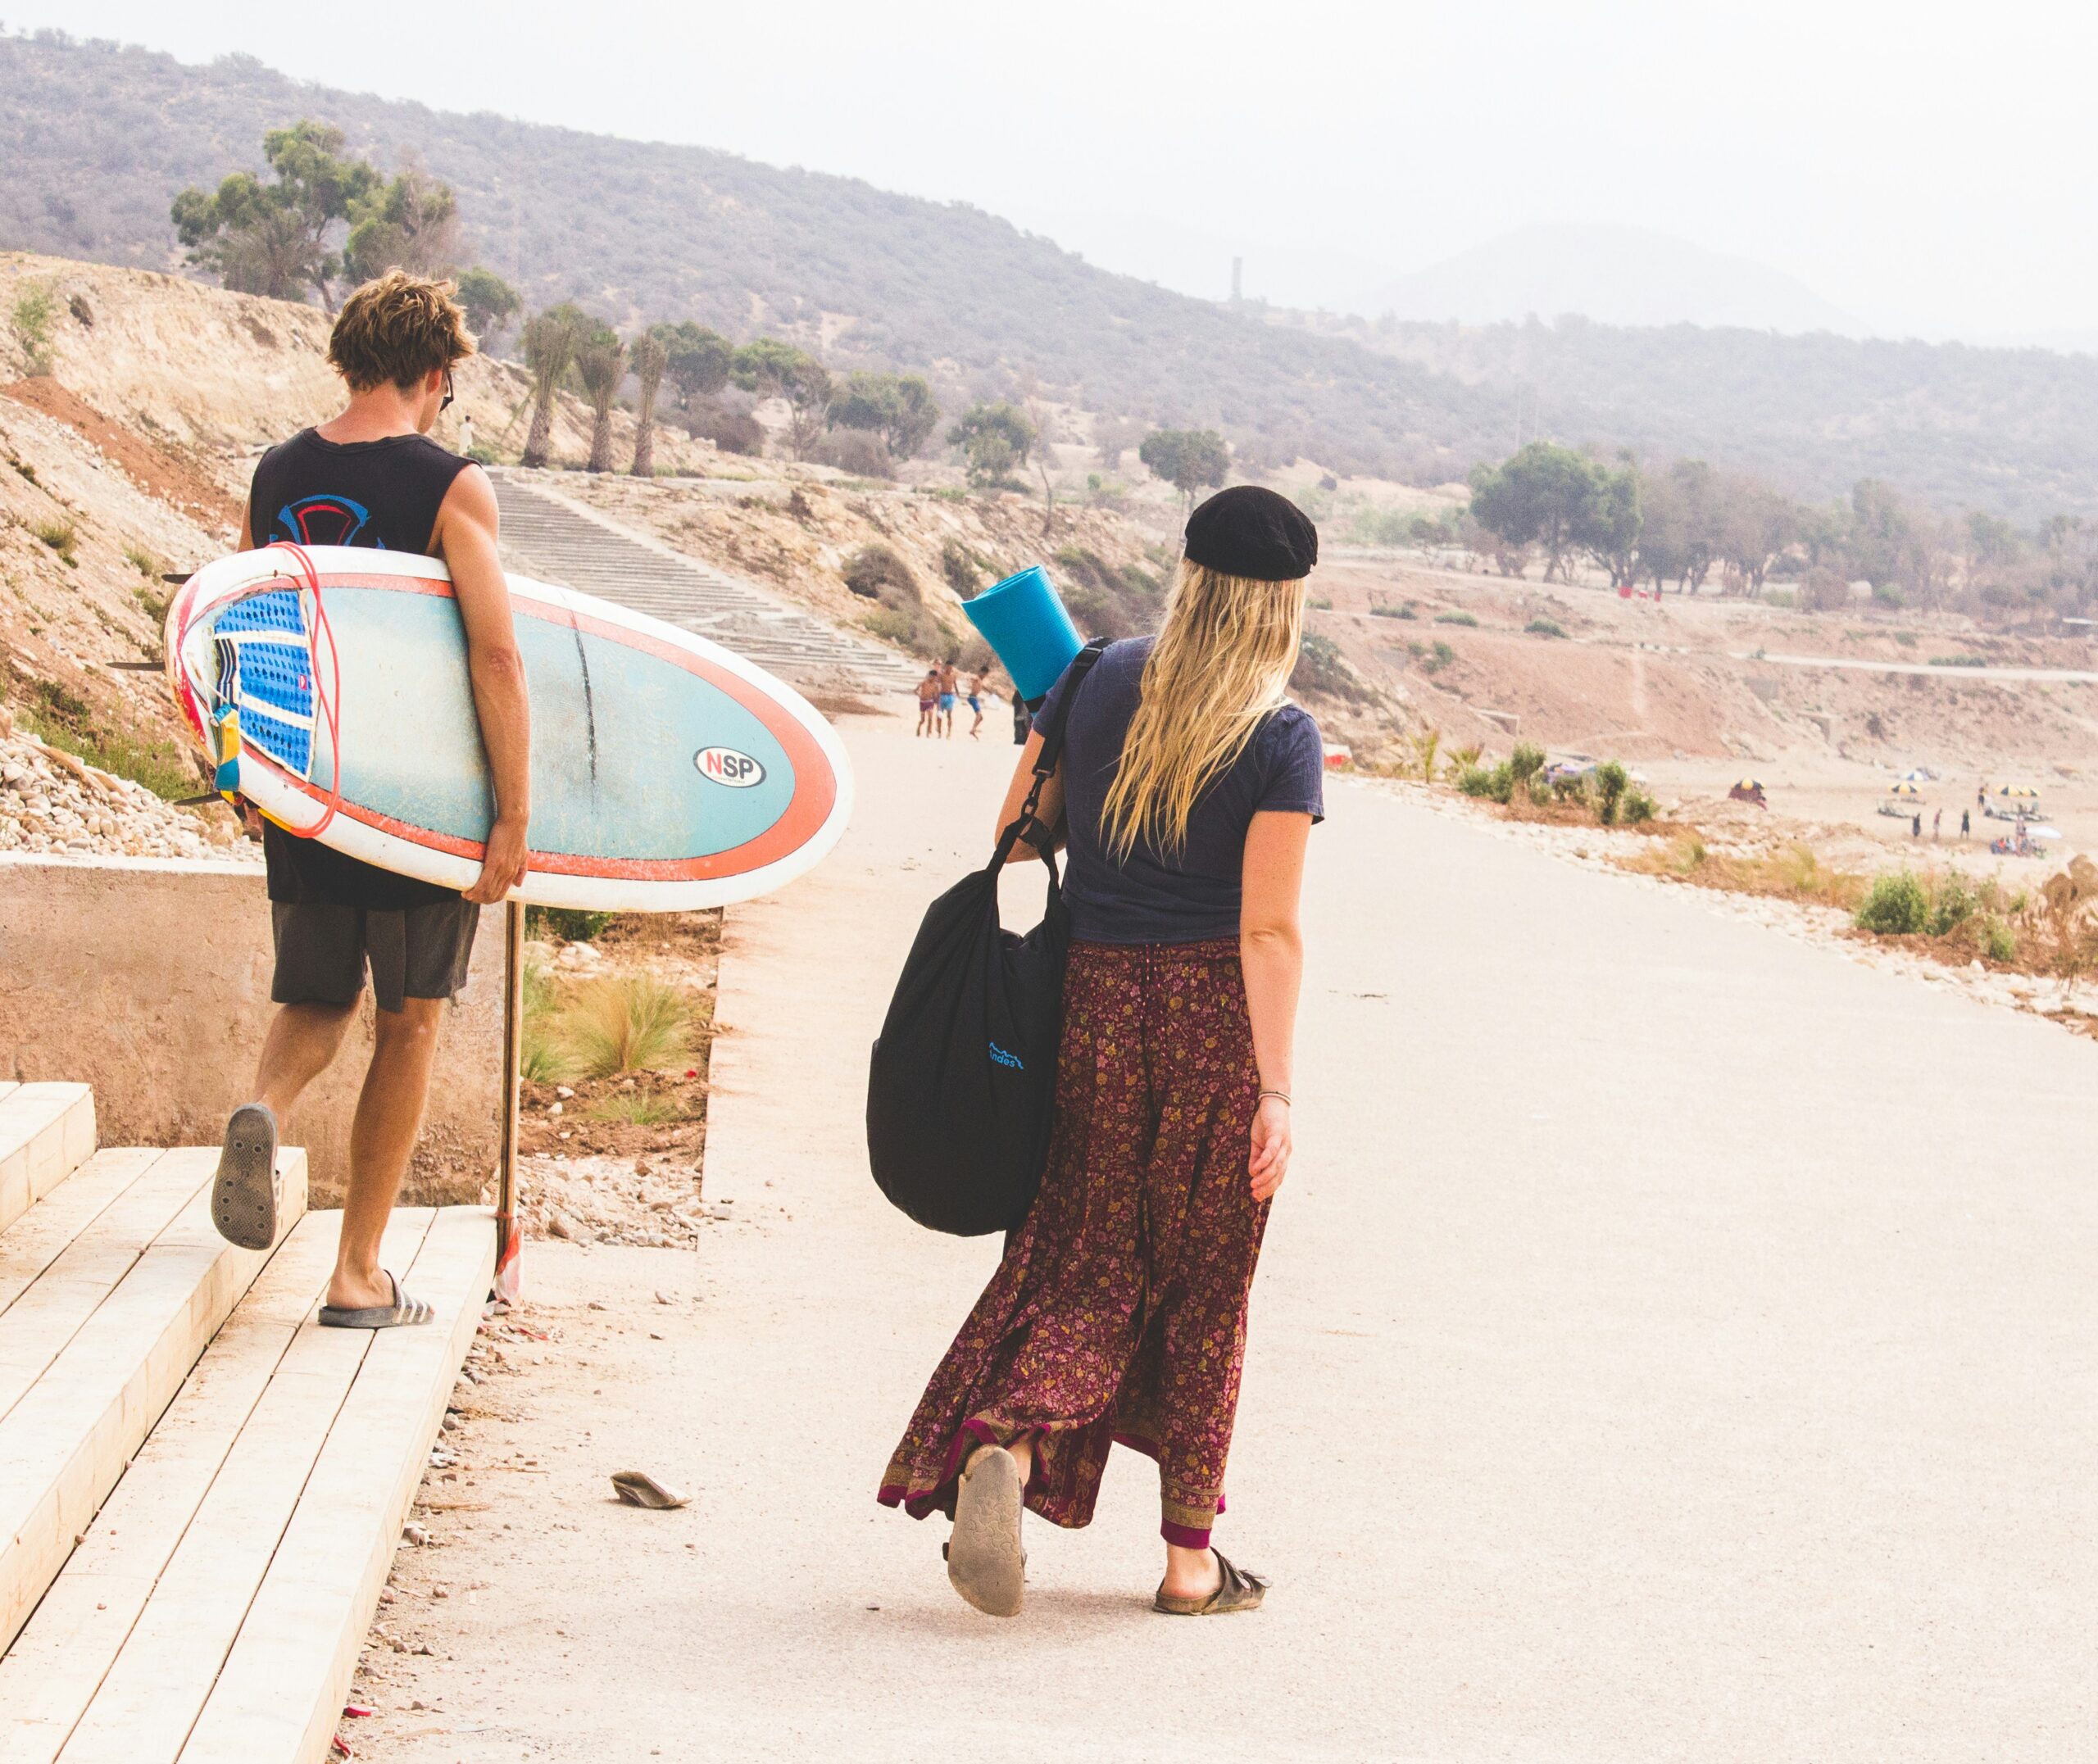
left=878, top=485, right=1323, bottom=1619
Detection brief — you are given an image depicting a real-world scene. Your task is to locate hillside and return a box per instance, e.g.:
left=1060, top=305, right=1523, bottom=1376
left=11, top=34, right=2098, bottom=520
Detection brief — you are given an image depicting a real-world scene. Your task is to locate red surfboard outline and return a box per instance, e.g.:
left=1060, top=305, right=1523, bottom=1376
left=188, top=566, right=838, bottom=884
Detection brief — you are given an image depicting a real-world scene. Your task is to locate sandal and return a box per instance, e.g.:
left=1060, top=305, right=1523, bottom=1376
left=318, top=1270, right=434, bottom=1330
left=211, top=1103, right=281, bottom=1251
left=947, top=1444, right=1026, bottom=1617
left=1153, top=1549, right=1269, bottom=1616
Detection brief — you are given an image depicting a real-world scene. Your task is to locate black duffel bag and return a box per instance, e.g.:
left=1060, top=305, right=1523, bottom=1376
left=865, top=640, right=1108, bottom=1235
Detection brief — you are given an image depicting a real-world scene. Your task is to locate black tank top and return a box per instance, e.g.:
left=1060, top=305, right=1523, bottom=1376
left=247, top=429, right=473, bottom=909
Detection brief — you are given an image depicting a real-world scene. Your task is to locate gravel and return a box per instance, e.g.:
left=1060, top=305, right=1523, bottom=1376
left=0, top=727, right=252, bottom=862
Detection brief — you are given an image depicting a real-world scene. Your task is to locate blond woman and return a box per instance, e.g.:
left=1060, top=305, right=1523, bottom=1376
left=879, top=486, right=1321, bottom=1617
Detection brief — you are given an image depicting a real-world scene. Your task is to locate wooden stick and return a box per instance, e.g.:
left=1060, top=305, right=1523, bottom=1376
left=492, top=900, right=524, bottom=1304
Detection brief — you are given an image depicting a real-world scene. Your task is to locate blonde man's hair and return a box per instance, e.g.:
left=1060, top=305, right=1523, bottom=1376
left=327, top=271, right=475, bottom=392
left=1097, top=558, right=1305, bottom=859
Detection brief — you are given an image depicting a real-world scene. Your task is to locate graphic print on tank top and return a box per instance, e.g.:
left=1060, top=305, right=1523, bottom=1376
left=270, top=492, right=379, bottom=547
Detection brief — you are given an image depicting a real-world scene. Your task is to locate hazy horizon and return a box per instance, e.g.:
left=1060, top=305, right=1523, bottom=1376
left=11, top=2, right=2098, bottom=347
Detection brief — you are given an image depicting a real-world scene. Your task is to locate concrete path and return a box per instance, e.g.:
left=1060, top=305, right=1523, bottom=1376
left=377, top=711, right=2098, bottom=1762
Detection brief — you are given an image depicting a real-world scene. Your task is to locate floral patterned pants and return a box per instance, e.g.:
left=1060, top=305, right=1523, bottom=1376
left=878, top=938, right=1269, bottom=1549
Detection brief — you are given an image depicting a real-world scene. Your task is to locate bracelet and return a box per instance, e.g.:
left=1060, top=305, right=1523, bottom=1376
left=1257, top=1089, right=1292, bottom=1106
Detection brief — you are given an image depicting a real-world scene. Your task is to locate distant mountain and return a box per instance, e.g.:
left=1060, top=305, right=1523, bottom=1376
left=8, top=34, right=2098, bottom=519
left=1365, top=224, right=1866, bottom=338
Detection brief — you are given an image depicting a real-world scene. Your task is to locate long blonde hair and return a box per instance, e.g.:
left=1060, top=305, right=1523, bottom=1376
left=1099, top=559, right=1305, bottom=859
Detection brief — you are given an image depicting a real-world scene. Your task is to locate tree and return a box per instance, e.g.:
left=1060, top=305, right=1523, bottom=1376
left=629, top=330, right=669, bottom=478
left=454, top=267, right=520, bottom=349
left=732, top=338, right=831, bottom=458
left=1575, top=455, right=1642, bottom=587
left=170, top=119, right=380, bottom=308
left=520, top=302, right=586, bottom=469
left=947, top=403, right=1037, bottom=488
left=827, top=371, right=940, bottom=457
left=574, top=324, right=627, bottom=474
left=1138, top=428, right=1230, bottom=512
left=1469, top=442, right=1608, bottom=583
left=342, top=160, right=458, bottom=282
left=1715, top=473, right=1799, bottom=593
left=1636, top=459, right=1723, bottom=592
left=654, top=322, right=733, bottom=403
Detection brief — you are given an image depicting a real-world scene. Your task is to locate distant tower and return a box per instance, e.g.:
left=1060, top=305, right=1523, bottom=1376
left=1231, top=256, right=1242, bottom=304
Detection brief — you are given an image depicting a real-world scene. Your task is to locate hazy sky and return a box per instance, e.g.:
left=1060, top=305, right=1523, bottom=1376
left=16, top=0, right=2098, bottom=340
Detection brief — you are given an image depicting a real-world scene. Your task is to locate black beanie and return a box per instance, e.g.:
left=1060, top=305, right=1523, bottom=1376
left=1183, top=485, right=1319, bottom=582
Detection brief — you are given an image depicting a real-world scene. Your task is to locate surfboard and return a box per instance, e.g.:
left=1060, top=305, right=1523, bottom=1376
left=166, top=543, right=853, bottom=912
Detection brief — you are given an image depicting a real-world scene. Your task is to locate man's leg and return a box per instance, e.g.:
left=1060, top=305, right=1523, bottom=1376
left=251, top=1000, right=359, bottom=1120
left=329, top=996, right=447, bottom=1311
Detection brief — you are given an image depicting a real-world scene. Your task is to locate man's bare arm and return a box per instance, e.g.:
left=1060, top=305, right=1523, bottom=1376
left=432, top=466, right=531, bottom=903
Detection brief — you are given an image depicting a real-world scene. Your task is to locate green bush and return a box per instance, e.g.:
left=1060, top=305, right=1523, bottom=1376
left=1508, top=742, right=1546, bottom=786
left=1981, top=916, right=2018, bottom=963
left=1620, top=787, right=1657, bottom=824
left=552, top=973, right=693, bottom=1079
left=526, top=905, right=614, bottom=943
left=1930, top=655, right=1988, bottom=668
left=1855, top=871, right=1931, bottom=935
left=1434, top=610, right=1479, bottom=627
left=1369, top=602, right=1417, bottom=619
left=1594, top=760, right=1629, bottom=824
left=1928, top=871, right=1977, bottom=936
left=1524, top=618, right=1568, bottom=638
left=31, top=518, right=78, bottom=565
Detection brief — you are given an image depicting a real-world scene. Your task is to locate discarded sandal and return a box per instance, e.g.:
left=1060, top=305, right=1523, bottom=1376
left=1153, top=1549, right=1269, bottom=1616
left=947, top=1444, right=1026, bottom=1617
left=611, top=1470, right=690, bottom=1510
left=317, top=1270, right=433, bottom=1330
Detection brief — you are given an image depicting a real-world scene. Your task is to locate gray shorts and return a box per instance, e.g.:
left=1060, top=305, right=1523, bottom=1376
left=270, top=900, right=480, bottom=1014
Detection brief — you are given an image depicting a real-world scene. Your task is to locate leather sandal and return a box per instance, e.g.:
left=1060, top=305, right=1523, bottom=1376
left=1153, top=1549, right=1269, bottom=1616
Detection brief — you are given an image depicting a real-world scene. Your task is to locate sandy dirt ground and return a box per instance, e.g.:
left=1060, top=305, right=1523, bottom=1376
left=350, top=705, right=2098, bottom=1762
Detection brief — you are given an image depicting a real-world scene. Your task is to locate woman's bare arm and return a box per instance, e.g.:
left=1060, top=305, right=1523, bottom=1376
left=1240, top=809, right=1312, bottom=1201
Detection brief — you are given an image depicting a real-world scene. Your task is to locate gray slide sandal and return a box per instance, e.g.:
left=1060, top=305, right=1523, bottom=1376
left=318, top=1270, right=434, bottom=1330
left=211, top=1103, right=280, bottom=1251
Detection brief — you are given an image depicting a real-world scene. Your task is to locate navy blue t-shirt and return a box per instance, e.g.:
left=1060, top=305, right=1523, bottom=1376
left=1034, top=637, right=1324, bottom=945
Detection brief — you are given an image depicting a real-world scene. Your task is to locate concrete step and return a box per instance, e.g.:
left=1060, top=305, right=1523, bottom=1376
left=0, top=1085, right=96, bottom=1237
left=0, top=1205, right=492, bottom=1764
left=492, top=473, right=924, bottom=694
left=0, top=1144, right=308, bottom=1655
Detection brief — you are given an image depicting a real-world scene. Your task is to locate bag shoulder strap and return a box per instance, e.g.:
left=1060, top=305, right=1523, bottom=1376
left=992, top=638, right=1110, bottom=872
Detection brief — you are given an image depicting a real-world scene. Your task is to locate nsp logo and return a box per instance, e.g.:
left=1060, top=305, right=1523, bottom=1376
left=694, top=746, right=765, bottom=788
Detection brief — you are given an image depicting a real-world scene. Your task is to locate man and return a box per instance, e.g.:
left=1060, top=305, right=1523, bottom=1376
left=937, top=660, right=959, bottom=738
left=916, top=668, right=940, bottom=737
left=213, top=272, right=531, bottom=1329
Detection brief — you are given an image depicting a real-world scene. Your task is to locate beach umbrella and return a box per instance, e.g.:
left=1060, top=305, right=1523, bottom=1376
left=1996, top=784, right=2041, bottom=798
left=2028, top=825, right=2064, bottom=841
left=1899, top=768, right=1933, bottom=782
left=1887, top=780, right=1921, bottom=797
left=1733, top=777, right=1764, bottom=791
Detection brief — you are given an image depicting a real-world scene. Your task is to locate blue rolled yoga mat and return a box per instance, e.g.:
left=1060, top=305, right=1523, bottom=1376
left=962, top=565, right=1084, bottom=702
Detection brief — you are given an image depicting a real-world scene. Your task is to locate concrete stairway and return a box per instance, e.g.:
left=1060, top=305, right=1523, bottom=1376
left=0, top=1085, right=493, bottom=1764
left=492, top=471, right=926, bottom=694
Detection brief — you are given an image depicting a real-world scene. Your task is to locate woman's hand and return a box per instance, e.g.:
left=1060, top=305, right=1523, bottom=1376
left=1248, top=1094, right=1292, bottom=1202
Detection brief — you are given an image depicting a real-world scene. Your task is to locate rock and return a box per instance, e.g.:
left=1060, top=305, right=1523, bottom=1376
left=555, top=941, right=605, bottom=971
left=402, top=1522, right=430, bottom=1546
left=555, top=1084, right=575, bottom=1100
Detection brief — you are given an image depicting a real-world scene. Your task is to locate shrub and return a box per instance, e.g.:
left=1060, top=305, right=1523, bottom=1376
left=1369, top=602, right=1417, bottom=619
left=1455, top=763, right=1502, bottom=800
left=1855, top=871, right=1931, bottom=935
left=11, top=281, right=57, bottom=376
left=1434, top=610, right=1478, bottom=627
left=551, top=973, right=693, bottom=1078
left=1291, top=631, right=1369, bottom=701
left=1524, top=618, right=1567, bottom=638
left=809, top=429, right=894, bottom=478
left=1620, top=787, right=1657, bottom=824
left=685, top=403, right=764, bottom=455
left=1930, top=655, right=1988, bottom=668
left=842, top=542, right=918, bottom=605
left=1980, top=916, right=2018, bottom=963
left=124, top=542, right=161, bottom=578
left=585, top=1090, right=680, bottom=1126
left=526, top=905, right=614, bottom=943
left=1508, top=742, right=1546, bottom=786
left=1928, top=871, right=1977, bottom=937
left=1307, top=596, right=1333, bottom=610
left=941, top=538, right=986, bottom=598
left=1593, top=760, right=1629, bottom=824
left=31, top=518, right=78, bottom=565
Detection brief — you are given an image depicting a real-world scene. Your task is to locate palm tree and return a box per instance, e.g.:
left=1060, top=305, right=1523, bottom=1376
left=629, top=330, right=669, bottom=478
left=519, top=304, right=585, bottom=469
left=574, top=327, right=627, bottom=474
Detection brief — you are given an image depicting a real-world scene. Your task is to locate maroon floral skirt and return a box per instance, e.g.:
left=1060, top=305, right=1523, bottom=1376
left=877, top=937, right=1270, bottom=1549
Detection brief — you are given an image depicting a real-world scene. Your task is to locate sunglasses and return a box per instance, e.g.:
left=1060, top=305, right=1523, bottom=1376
left=440, top=368, right=456, bottom=413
